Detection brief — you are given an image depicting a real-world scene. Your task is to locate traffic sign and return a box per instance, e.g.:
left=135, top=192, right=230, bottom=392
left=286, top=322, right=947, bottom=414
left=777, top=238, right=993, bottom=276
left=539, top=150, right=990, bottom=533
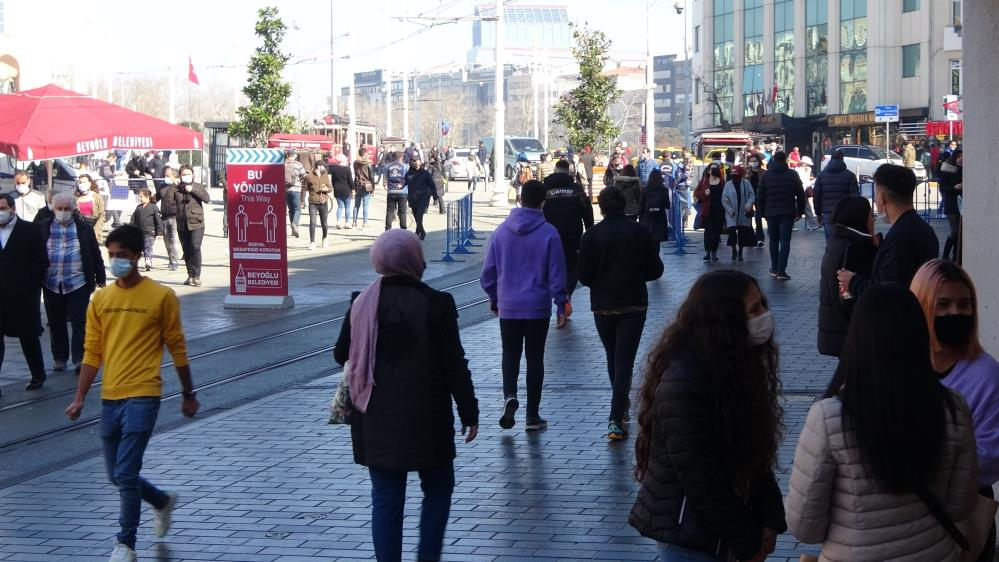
left=943, top=95, right=961, bottom=121
left=440, top=121, right=451, bottom=136
left=874, top=104, right=899, bottom=123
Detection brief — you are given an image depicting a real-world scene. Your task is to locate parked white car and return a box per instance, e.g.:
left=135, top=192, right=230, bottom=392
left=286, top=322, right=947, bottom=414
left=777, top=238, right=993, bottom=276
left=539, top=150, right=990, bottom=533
left=444, top=148, right=472, bottom=180
left=819, top=144, right=927, bottom=181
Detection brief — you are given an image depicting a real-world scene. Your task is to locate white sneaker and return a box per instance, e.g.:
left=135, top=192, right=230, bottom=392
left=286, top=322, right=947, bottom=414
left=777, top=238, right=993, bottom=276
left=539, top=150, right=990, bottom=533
left=322, top=237, right=329, bottom=248
left=308, top=242, right=316, bottom=251
left=109, top=542, right=137, bottom=562
left=154, top=491, right=179, bottom=538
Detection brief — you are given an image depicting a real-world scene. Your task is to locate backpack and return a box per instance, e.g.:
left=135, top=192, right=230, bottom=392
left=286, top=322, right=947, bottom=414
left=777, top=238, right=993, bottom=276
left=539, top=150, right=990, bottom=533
left=516, top=164, right=533, bottom=186
left=284, top=163, right=298, bottom=187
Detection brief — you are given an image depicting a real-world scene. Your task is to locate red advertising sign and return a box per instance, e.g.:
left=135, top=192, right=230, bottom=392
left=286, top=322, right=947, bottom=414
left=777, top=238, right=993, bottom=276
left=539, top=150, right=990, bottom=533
left=223, top=148, right=294, bottom=309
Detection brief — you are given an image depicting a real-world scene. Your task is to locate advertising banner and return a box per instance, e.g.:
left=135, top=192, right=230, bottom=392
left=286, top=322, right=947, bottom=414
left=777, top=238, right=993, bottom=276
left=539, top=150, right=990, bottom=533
left=222, top=148, right=294, bottom=309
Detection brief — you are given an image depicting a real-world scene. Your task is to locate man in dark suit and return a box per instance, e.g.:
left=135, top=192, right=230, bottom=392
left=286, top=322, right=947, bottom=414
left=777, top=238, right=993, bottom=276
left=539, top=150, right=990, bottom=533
left=0, top=193, right=50, bottom=393
left=837, top=164, right=939, bottom=297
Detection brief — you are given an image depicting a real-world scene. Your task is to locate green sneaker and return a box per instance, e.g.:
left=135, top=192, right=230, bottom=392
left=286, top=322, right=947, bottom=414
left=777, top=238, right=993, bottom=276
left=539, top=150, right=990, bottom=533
left=608, top=421, right=627, bottom=441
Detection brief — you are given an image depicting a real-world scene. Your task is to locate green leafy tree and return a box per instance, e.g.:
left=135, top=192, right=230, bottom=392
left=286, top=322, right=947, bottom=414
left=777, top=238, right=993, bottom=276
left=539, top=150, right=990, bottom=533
left=554, top=25, right=621, bottom=151
left=229, top=7, right=296, bottom=146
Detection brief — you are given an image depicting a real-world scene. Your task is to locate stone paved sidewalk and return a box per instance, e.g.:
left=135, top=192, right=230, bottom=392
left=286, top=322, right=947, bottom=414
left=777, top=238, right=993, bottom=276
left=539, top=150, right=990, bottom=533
left=0, top=222, right=942, bottom=561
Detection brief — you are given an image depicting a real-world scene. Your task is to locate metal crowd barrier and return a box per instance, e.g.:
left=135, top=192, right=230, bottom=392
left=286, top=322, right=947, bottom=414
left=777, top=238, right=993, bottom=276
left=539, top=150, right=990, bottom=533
left=668, top=184, right=693, bottom=255
left=860, top=177, right=942, bottom=222
left=438, top=193, right=481, bottom=262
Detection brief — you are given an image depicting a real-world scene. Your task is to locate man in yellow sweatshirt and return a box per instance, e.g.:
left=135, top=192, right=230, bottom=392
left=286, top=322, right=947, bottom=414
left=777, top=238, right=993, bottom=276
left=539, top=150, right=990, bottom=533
left=65, top=224, right=199, bottom=562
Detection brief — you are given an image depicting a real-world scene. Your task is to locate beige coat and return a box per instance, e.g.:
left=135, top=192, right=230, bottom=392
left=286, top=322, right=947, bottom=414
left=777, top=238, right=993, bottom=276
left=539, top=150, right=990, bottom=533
left=787, top=394, right=978, bottom=561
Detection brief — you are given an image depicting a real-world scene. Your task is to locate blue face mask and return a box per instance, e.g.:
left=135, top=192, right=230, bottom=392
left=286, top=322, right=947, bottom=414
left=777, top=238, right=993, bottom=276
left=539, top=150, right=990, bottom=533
left=109, top=257, right=135, bottom=278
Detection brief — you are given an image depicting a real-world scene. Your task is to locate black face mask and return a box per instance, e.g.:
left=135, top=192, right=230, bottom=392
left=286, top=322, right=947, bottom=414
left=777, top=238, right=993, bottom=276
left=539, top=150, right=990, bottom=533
left=710, top=168, right=721, bottom=177
left=935, top=314, right=974, bottom=346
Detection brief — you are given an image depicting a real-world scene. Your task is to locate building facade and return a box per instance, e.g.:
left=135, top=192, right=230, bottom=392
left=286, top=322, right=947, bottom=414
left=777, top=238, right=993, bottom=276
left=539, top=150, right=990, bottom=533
left=692, top=0, right=963, bottom=159
left=468, top=3, right=571, bottom=66
left=653, top=55, right=693, bottom=145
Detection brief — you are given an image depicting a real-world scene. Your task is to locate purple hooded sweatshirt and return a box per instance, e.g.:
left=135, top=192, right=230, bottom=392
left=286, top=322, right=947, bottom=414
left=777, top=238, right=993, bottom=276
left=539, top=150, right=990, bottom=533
left=481, top=207, right=568, bottom=319
left=941, top=352, right=999, bottom=486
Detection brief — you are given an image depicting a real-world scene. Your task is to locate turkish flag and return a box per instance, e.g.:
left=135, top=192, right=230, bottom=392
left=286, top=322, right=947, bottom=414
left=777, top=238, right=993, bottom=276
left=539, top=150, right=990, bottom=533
left=943, top=99, right=961, bottom=113
left=188, top=56, right=200, bottom=85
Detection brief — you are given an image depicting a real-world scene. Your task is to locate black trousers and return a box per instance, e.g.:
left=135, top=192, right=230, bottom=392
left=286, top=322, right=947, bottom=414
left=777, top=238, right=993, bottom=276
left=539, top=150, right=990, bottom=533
left=0, top=333, right=46, bottom=381
left=385, top=194, right=408, bottom=230
left=308, top=202, right=329, bottom=242
left=410, top=197, right=430, bottom=238
left=594, top=311, right=646, bottom=423
left=561, top=235, right=581, bottom=297
left=500, top=318, right=550, bottom=416
left=703, top=218, right=724, bottom=252
left=43, top=285, right=91, bottom=365
left=178, top=228, right=204, bottom=278
left=943, top=213, right=961, bottom=260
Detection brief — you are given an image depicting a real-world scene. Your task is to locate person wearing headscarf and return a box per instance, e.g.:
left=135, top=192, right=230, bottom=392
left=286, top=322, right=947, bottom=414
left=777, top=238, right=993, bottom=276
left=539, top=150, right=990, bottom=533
left=333, top=229, right=479, bottom=562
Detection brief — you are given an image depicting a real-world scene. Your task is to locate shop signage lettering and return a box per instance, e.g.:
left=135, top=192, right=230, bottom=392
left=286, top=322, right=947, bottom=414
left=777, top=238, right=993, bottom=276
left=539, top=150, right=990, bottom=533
left=828, top=112, right=876, bottom=127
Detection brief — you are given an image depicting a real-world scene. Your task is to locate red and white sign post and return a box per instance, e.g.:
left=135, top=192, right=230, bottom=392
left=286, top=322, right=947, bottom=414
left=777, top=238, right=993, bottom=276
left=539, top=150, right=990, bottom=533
left=222, top=148, right=295, bottom=309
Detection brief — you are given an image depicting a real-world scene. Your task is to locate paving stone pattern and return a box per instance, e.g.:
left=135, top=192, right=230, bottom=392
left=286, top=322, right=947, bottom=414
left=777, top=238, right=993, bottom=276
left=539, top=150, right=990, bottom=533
left=0, top=225, right=938, bottom=561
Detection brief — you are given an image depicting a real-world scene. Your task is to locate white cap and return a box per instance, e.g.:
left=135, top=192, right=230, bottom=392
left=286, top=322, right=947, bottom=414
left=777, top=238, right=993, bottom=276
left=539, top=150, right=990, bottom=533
left=800, top=156, right=814, bottom=166
left=335, top=154, right=348, bottom=165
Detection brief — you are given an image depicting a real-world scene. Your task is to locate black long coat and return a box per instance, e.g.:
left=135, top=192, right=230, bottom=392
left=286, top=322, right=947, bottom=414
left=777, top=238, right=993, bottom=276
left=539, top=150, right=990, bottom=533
left=639, top=185, right=671, bottom=242
left=818, top=225, right=877, bottom=357
left=334, top=276, right=479, bottom=471
left=0, top=218, right=48, bottom=337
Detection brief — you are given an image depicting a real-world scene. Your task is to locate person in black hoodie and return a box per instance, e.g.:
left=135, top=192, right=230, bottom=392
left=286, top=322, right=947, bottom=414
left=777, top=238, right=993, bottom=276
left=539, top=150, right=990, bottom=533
left=838, top=164, right=940, bottom=299
left=156, top=168, right=182, bottom=271
left=638, top=169, right=671, bottom=244
left=405, top=157, right=438, bottom=240
left=630, top=270, right=786, bottom=562
left=756, top=151, right=805, bottom=280
left=577, top=186, right=663, bottom=441
left=543, top=159, right=594, bottom=303
left=813, top=150, right=860, bottom=241
left=937, top=150, right=963, bottom=260
left=817, top=196, right=877, bottom=357
left=130, top=188, right=161, bottom=271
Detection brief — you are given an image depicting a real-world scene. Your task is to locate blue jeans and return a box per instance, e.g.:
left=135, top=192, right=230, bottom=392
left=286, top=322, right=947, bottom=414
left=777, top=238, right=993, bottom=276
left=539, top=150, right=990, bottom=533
left=822, top=212, right=835, bottom=241
left=657, top=542, right=722, bottom=561
left=286, top=190, right=302, bottom=227
left=353, top=191, right=372, bottom=225
left=336, top=196, right=353, bottom=224
left=100, top=397, right=169, bottom=549
left=767, top=215, right=795, bottom=275
left=369, top=462, right=454, bottom=562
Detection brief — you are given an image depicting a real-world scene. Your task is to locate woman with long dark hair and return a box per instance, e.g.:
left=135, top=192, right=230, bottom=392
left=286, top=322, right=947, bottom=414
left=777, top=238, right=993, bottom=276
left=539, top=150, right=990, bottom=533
left=938, top=150, right=963, bottom=260
left=912, top=260, right=999, bottom=562
left=630, top=270, right=786, bottom=562
left=788, top=284, right=978, bottom=561
left=638, top=169, right=670, bottom=243
left=694, top=162, right=727, bottom=262
left=613, top=164, right=642, bottom=220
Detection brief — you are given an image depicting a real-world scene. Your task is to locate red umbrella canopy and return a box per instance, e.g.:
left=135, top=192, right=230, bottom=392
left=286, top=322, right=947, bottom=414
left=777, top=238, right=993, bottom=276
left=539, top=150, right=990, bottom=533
left=0, top=84, right=203, bottom=160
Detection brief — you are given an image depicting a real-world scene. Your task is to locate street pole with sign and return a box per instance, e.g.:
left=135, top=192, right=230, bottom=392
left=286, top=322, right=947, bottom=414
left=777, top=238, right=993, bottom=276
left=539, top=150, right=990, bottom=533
left=874, top=104, right=899, bottom=163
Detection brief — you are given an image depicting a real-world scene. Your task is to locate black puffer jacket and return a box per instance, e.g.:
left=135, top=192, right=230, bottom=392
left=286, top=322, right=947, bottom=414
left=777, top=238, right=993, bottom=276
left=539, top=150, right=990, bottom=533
left=614, top=175, right=642, bottom=217
left=938, top=161, right=963, bottom=215
left=812, top=158, right=859, bottom=217
left=629, top=354, right=787, bottom=560
left=818, top=225, right=877, bottom=357
left=577, top=214, right=663, bottom=311
left=333, top=276, right=478, bottom=471
left=542, top=172, right=594, bottom=239
left=329, top=164, right=354, bottom=199
left=756, top=161, right=805, bottom=219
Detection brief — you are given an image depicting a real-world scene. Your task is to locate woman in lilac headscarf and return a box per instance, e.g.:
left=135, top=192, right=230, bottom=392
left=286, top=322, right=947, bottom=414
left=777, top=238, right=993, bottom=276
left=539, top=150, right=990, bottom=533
left=333, top=229, right=479, bottom=562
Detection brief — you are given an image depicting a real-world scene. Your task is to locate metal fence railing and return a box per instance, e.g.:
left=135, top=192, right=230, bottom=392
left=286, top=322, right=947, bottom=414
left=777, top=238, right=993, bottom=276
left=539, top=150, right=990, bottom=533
left=438, top=193, right=481, bottom=262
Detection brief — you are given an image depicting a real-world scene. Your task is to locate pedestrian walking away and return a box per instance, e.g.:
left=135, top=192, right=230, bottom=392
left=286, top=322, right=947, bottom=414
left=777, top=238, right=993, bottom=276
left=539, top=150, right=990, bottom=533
left=0, top=193, right=49, bottom=394
left=837, top=164, right=939, bottom=299
left=722, top=165, right=757, bottom=262
left=481, top=180, right=568, bottom=431
left=65, top=224, right=200, bottom=562
left=330, top=153, right=354, bottom=230
left=173, top=165, right=211, bottom=287
left=694, top=162, right=727, bottom=262
left=630, top=270, right=786, bottom=562
left=613, top=164, right=641, bottom=221
left=284, top=150, right=307, bottom=238
left=638, top=169, right=671, bottom=244
left=352, top=147, right=375, bottom=229
left=542, top=158, right=594, bottom=306
left=756, top=151, right=806, bottom=280
left=788, top=285, right=977, bottom=562
left=156, top=168, right=183, bottom=271
left=333, top=229, right=478, bottom=562
left=537, top=152, right=555, bottom=183
left=813, top=149, right=860, bottom=241
left=384, top=152, right=409, bottom=231
left=938, top=150, right=963, bottom=261
left=38, top=193, right=105, bottom=376
left=305, top=158, right=333, bottom=249
left=130, top=188, right=161, bottom=271
left=912, top=260, right=999, bottom=562
left=577, top=186, right=663, bottom=441
left=817, top=197, right=878, bottom=358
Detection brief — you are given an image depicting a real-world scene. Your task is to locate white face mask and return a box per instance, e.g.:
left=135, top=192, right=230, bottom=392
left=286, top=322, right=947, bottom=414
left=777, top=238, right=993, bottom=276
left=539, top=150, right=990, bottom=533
left=15, top=184, right=30, bottom=195
left=180, top=175, right=193, bottom=184
left=55, top=210, right=73, bottom=225
left=748, top=310, right=775, bottom=346
left=0, top=210, right=12, bottom=225
left=77, top=183, right=90, bottom=193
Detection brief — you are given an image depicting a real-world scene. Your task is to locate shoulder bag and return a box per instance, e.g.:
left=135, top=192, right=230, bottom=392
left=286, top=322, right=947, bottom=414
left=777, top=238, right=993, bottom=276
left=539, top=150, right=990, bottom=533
left=916, top=484, right=998, bottom=561
left=327, top=360, right=353, bottom=425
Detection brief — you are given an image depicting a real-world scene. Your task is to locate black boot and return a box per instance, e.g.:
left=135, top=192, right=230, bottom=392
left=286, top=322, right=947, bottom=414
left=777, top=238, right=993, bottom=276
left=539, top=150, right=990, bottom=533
left=738, top=248, right=744, bottom=261
left=703, top=252, right=711, bottom=262
left=712, top=252, right=719, bottom=261
left=731, top=247, right=738, bottom=261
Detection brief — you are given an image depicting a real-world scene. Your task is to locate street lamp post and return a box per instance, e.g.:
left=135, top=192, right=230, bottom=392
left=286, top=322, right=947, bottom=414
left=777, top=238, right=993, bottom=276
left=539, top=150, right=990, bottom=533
left=646, top=0, right=656, bottom=152
left=674, top=1, right=691, bottom=150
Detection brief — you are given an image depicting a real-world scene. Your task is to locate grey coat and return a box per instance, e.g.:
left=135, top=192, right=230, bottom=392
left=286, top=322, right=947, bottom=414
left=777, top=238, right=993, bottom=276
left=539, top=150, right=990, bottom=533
left=722, top=178, right=756, bottom=229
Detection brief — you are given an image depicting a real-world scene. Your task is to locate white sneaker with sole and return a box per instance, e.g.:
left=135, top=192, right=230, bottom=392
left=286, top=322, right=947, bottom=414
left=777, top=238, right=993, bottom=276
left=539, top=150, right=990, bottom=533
left=322, top=237, right=329, bottom=248
left=109, top=542, right=137, bottom=562
left=308, top=242, right=316, bottom=251
left=154, top=491, right=179, bottom=538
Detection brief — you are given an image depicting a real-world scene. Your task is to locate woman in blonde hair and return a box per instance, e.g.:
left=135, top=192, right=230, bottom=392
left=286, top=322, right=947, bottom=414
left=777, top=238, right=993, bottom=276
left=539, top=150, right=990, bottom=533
left=911, top=259, right=999, bottom=562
